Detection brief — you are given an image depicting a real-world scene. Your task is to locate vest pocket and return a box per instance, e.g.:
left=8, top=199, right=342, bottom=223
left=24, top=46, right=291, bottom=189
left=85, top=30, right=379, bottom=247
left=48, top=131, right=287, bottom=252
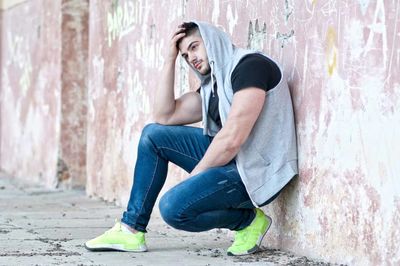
left=256, top=149, right=274, bottom=169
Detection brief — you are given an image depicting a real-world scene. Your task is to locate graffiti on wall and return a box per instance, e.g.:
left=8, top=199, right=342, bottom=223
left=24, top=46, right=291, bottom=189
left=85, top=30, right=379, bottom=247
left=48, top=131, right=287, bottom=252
left=362, top=0, right=387, bottom=70
left=277, top=0, right=295, bottom=49
left=226, top=4, right=238, bottom=35
left=320, top=0, right=337, bottom=17
left=135, top=24, right=164, bottom=69
left=126, top=69, right=150, bottom=117
left=107, top=0, right=142, bottom=47
left=284, top=0, right=294, bottom=24
left=247, top=19, right=267, bottom=51
left=326, top=26, right=337, bottom=76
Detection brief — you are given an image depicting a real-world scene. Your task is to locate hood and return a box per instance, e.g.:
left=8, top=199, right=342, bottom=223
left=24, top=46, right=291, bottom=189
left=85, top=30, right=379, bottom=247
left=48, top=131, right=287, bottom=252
left=186, top=21, right=255, bottom=136
left=189, top=21, right=235, bottom=85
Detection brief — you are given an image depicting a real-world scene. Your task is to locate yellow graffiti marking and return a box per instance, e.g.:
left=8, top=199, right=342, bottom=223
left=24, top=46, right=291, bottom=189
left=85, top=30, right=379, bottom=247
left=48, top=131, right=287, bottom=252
left=326, top=27, right=338, bottom=76
left=107, top=0, right=141, bottom=47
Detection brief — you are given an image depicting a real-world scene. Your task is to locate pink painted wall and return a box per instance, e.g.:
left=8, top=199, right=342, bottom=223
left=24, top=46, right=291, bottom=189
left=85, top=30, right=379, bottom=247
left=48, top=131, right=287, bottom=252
left=0, top=0, right=62, bottom=187
left=1, top=0, right=399, bottom=264
left=0, top=7, right=3, bottom=171
left=86, top=0, right=400, bottom=265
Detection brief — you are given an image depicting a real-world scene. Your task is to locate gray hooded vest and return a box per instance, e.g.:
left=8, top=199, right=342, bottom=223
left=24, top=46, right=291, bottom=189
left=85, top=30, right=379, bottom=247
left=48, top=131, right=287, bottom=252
left=191, top=21, right=298, bottom=207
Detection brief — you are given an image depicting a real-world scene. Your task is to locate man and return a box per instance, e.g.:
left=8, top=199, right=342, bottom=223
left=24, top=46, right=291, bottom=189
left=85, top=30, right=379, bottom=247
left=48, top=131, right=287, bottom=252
left=85, top=21, right=298, bottom=256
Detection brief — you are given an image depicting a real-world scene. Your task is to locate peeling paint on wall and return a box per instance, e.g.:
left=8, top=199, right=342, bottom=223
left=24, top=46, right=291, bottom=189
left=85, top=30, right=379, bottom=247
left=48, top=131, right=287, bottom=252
left=276, top=29, right=294, bottom=48
left=135, top=26, right=165, bottom=70
left=362, top=0, right=387, bottom=69
left=225, top=4, right=237, bottom=35
left=2, top=0, right=398, bottom=265
left=0, top=0, right=62, bottom=187
left=6, top=32, right=32, bottom=95
left=83, top=1, right=400, bottom=264
left=247, top=19, right=266, bottom=51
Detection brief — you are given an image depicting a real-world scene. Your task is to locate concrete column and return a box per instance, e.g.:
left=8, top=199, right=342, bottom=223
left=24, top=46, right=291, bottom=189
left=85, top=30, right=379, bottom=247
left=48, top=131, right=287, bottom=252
left=59, top=0, right=89, bottom=188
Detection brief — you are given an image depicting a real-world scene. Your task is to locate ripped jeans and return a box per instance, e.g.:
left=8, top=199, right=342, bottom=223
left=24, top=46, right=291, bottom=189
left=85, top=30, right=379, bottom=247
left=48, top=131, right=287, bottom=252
left=121, top=123, right=256, bottom=233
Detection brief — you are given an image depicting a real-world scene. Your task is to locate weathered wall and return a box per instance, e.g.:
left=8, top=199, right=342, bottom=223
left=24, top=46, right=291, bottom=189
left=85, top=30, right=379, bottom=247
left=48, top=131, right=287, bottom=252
left=0, top=0, right=28, bottom=10
left=87, top=0, right=400, bottom=265
left=59, top=0, right=89, bottom=188
left=0, top=0, right=62, bottom=187
left=1, top=0, right=399, bottom=264
left=87, top=0, right=158, bottom=204
left=261, top=1, right=400, bottom=265
left=0, top=5, right=3, bottom=171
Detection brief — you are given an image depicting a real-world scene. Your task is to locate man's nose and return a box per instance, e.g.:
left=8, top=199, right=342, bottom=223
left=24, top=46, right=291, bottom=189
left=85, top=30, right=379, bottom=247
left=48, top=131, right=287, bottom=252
left=189, top=53, right=197, bottom=63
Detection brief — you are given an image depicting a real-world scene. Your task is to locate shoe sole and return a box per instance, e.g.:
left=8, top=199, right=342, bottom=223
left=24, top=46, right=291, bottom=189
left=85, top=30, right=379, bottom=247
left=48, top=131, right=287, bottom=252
left=227, top=214, right=272, bottom=256
left=84, top=243, right=148, bottom=252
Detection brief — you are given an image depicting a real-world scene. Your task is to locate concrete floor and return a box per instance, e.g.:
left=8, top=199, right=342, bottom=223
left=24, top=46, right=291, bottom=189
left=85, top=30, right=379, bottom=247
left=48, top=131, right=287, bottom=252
left=0, top=174, right=335, bottom=266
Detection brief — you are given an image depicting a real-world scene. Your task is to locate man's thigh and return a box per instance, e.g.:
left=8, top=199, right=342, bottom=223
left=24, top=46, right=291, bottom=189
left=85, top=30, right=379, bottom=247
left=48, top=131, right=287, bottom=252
left=141, top=123, right=212, bottom=172
left=160, top=162, right=254, bottom=215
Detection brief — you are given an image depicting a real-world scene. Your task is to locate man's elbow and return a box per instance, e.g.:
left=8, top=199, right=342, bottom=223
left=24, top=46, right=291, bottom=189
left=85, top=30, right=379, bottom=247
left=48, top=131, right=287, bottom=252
left=152, top=114, right=169, bottom=125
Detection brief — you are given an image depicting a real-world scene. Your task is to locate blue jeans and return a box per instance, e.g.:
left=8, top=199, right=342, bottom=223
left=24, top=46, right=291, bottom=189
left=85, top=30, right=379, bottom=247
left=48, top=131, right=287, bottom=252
left=121, top=123, right=256, bottom=233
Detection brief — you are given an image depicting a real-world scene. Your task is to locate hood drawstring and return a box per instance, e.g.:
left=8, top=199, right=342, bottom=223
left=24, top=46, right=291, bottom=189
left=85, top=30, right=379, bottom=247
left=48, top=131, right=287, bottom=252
left=210, top=61, right=215, bottom=97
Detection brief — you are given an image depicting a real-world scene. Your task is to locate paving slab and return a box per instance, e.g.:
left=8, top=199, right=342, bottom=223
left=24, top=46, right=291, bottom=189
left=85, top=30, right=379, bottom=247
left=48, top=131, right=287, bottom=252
left=0, top=174, right=338, bottom=266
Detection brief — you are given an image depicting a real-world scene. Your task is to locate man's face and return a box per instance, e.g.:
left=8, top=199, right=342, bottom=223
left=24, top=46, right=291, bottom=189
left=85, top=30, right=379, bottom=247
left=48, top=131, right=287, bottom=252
left=178, top=33, right=210, bottom=75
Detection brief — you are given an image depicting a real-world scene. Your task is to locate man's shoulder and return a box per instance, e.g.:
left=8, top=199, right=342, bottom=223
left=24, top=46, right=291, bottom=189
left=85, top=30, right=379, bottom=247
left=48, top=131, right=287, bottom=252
left=236, top=53, right=271, bottom=68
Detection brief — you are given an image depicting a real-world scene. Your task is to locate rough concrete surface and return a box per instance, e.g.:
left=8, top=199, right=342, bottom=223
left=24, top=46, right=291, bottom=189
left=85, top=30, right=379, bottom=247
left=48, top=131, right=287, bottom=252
left=0, top=174, right=340, bottom=266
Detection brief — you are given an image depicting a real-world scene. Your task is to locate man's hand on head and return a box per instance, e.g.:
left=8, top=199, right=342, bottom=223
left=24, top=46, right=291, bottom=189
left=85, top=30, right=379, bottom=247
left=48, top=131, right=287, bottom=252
left=167, top=24, right=186, bottom=62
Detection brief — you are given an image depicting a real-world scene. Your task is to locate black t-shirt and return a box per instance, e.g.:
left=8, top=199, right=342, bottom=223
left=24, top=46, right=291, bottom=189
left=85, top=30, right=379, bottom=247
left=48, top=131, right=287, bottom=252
left=197, top=53, right=281, bottom=128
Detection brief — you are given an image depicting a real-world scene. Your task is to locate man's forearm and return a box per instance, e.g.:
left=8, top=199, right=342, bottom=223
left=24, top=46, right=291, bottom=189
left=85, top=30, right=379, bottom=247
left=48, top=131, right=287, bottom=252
left=153, top=59, right=177, bottom=120
left=191, top=128, right=240, bottom=175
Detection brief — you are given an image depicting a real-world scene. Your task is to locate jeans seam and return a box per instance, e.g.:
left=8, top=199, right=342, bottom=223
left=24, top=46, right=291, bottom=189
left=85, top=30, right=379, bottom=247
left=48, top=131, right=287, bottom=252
left=177, top=181, right=240, bottom=218
left=158, top=146, right=201, bottom=162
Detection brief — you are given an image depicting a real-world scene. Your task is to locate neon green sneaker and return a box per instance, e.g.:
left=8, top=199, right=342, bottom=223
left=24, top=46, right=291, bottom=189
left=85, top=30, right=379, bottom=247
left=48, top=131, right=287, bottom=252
left=85, top=221, right=147, bottom=252
left=227, top=208, right=271, bottom=256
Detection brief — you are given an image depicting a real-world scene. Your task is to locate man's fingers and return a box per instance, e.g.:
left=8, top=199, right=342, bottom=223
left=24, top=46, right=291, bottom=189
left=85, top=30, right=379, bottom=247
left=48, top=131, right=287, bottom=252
left=172, top=28, right=185, bottom=37
left=172, top=32, right=185, bottom=42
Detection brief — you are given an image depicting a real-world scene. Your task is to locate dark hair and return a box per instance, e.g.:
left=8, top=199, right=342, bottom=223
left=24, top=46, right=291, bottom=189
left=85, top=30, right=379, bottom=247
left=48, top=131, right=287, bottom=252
left=176, top=22, right=199, bottom=48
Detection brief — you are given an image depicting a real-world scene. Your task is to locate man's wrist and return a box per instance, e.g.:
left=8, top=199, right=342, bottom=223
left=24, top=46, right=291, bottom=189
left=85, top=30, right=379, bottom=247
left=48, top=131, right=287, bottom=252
left=165, top=56, right=177, bottom=65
